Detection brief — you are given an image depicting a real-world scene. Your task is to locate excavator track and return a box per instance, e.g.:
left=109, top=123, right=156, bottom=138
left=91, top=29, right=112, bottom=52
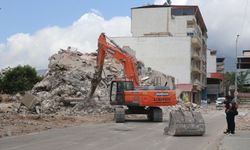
left=115, top=107, right=125, bottom=123
left=147, top=107, right=163, bottom=122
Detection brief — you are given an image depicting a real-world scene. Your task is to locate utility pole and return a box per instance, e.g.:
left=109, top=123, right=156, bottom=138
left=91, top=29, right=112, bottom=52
left=235, top=34, right=240, bottom=102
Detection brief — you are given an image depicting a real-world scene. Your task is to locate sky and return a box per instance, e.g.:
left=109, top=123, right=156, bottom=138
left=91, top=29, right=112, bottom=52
left=0, top=0, right=249, bottom=71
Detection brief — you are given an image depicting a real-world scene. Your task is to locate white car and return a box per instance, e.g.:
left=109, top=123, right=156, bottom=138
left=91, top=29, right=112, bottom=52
left=216, top=97, right=226, bottom=108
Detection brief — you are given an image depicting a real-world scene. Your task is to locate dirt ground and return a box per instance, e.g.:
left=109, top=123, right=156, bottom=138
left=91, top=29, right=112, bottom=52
left=0, top=113, right=113, bottom=138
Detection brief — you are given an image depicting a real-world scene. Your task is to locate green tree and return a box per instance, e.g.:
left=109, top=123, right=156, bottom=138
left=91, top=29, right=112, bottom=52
left=0, top=65, right=42, bottom=94
left=224, top=72, right=235, bottom=95
left=237, top=70, right=250, bottom=92
left=0, top=76, right=3, bottom=93
left=224, top=70, right=250, bottom=94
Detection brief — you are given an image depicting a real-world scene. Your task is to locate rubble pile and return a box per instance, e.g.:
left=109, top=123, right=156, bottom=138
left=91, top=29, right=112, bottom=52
left=28, top=48, right=173, bottom=115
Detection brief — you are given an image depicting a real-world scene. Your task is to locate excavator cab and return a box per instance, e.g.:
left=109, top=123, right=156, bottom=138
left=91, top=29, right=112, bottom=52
left=110, top=80, right=134, bottom=105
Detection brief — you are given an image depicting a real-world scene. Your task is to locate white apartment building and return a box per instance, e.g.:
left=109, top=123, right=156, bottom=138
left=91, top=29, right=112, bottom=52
left=207, top=50, right=217, bottom=74
left=113, top=5, right=208, bottom=103
left=206, top=50, right=224, bottom=100
left=216, top=57, right=225, bottom=73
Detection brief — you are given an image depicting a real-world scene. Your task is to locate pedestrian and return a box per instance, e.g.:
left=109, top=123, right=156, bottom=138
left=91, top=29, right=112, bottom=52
left=227, top=101, right=238, bottom=134
left=223, top=98, right=231, bottom=134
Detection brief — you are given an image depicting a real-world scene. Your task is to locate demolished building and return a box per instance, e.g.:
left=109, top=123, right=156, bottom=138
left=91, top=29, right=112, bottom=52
left=28, top=48, right=175, bottom=115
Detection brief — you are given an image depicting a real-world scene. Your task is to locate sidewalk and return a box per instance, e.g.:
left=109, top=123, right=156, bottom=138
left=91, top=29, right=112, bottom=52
left=219, top=131, right=250, bottom=150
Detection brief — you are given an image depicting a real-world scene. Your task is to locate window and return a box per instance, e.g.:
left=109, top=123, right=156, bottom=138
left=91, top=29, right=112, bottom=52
left=187, top=32, right=194, bottom=37
left=171, top=8, right=194, bottom=16
left=110, top=82, right=117, bottom=103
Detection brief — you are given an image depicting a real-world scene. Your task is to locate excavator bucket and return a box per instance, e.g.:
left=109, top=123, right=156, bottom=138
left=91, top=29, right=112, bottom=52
left=165, top=110, right=205, bottom=136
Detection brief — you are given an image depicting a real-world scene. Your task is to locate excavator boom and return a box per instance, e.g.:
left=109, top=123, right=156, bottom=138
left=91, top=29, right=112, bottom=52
left=88, top=33, right=139, bottom=99
left=97, top=33, right=139, bottom=86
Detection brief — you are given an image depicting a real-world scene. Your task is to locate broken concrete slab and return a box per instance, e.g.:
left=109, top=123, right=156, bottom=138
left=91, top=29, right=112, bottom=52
left=20, top=93, right=39, bottom=110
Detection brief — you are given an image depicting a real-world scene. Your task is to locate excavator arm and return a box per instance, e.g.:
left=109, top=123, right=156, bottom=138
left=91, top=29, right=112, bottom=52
left=88, top=33, right=139, bottom=99
left=97, top=33, right=139, bottom=86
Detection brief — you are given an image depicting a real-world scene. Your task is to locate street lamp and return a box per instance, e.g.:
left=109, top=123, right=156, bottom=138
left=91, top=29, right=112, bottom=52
left=235, top=34, right=240, bottom=102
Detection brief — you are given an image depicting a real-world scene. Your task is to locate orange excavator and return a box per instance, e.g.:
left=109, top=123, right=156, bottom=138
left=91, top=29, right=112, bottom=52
left=89, top=33, right=205, bottom=135
left=90, top=33, right=176, bottom=122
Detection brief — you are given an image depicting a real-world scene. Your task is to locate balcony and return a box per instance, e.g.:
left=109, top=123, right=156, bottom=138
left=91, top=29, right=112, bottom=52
left=201, top=69, right=206, bottom=75
left=192, top=36, right=202, bottom=48
left=192, top=66, right=201, bottom=73
left=217, top=62, right=224, bottom=65
left=201, top=55, right=206, bottom=62
left=192, top=51, right=201, bottom=60
left=192, top=79, right=202, bottom=91
left=193, top=79, right=201, bottom=86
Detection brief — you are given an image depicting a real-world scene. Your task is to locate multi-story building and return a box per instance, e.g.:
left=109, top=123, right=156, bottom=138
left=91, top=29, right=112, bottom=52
left=206, top=49, right=224, bottom=101
left=216, top=57, right=225, bottom=73
left=237, top=50, right=250, bottom=69
left=113, top=5, right=208, bottom=103
left=237, top=50, right=250, bottom=86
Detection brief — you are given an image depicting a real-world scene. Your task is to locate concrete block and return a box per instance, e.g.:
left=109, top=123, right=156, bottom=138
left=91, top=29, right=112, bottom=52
left=20, top=93, right=38, bottom=109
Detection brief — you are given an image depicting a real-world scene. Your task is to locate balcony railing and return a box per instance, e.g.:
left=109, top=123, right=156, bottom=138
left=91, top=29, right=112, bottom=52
left=192, top=65, right=202, bottom=74
left=192, top=79, right=201, bottom=86
left=201, top=56, right=206, bottom=62
left=192, top=53, right=202, bottom=61
left=192, top=36, right=202, bottom=48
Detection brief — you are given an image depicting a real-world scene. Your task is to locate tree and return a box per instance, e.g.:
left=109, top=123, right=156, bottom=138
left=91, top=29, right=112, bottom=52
left=237, top=70, right=250, bottom=92
left=0, top=65, right=42, bottom=94
left=224, top=72, right=235, bottom=96
left=0, top=76, right=2, bottom=93
left=224, top=70, right=250, bottom=94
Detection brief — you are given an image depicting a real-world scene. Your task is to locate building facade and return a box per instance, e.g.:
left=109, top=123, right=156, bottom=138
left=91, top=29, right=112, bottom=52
left=206, top=50, right=224, bottom=101
left=113, top=5, right=208, bottom=103
left=237, top=50, right=250, bottom=86
left=216, top=57, right=225, bottom=73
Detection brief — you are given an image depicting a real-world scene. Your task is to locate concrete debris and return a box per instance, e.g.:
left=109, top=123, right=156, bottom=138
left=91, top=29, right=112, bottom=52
left=20, top=93, right=39, bottom=110
left=0, top=48, right=174, bottom=115
left=7, top=48, right=172, bottom=115
left=0, top=103, right=20, bottom=113
left=0, top=94, right=12, bottom=103
left=0, top=94, right=22, bottom=103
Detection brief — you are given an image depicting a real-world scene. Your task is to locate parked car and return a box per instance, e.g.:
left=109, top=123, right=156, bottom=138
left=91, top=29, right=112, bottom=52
left=216, top=97, right=226, bottom=109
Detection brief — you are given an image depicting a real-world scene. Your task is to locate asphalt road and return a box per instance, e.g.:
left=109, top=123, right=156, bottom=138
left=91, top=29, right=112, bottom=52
left=0, top=111, right=226, bottom=150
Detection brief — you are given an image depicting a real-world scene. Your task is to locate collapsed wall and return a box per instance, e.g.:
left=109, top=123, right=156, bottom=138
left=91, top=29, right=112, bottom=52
left=30, top=48, right=174, bottom=115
